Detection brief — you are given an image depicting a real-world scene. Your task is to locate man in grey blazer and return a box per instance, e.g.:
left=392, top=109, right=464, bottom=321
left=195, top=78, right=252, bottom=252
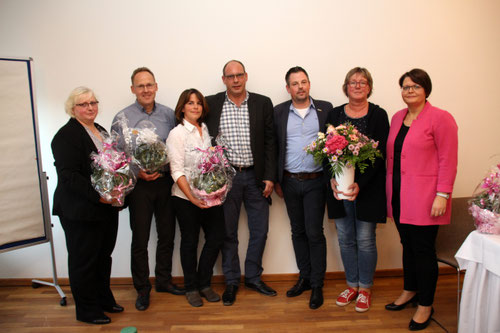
left=205, top=60, right=277, bottom=306
left=274, top=66, right=333, bottom=309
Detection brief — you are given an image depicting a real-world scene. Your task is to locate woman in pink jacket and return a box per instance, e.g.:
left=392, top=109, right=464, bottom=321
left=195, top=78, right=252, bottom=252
left=385, top=69, right=458, bottom=331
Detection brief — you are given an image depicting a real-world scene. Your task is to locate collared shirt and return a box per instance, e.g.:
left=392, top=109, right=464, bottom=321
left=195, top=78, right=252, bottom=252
left=166, top=120, right=211, bottom=200
left=284, top=99, right=322, bottom=173
left=219, top=92, right=253, bottom=167
left=112, top=100, right=175, bottom=175
left=111, top=100, right=176, bottom=142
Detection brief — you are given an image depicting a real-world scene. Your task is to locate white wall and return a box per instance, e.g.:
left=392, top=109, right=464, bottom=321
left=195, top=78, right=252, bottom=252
left=1, top=0, right=499, bottom=279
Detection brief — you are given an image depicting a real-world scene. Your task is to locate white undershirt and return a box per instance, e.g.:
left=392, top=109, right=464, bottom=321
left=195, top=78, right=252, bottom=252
left=295, top=107, right=309, bottom=119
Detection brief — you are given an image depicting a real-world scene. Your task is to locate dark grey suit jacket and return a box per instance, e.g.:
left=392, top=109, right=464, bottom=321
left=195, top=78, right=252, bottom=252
left=205, top=91, right=277, bottom=184
left=273, top=98, right=333, bottom=183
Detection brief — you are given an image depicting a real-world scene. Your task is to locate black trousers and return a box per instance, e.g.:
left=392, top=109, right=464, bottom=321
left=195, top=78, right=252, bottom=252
left=172, top=196, right=225, bottom=291
left=393, top=199, right=439, bottom=306
left=60, top=214, right=118, bottom=321
left=281, top=176, right=327, bottom=288
left=128, top=176, right=176, bottom=293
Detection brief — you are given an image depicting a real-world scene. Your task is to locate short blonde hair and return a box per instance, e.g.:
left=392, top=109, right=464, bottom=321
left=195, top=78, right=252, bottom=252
left=64, top=86, right=97, bottom=117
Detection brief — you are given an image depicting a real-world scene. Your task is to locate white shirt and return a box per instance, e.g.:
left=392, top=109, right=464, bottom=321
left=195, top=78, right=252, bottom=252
left=166, top=120, right=212, bottom=200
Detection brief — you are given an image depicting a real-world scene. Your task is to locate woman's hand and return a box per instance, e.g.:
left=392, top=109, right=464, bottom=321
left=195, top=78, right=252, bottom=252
left=190, top=196, right=209, bottom=209
left=431, top=196, right=448, bottom=217
left=331, top=179, right=359, bottom=201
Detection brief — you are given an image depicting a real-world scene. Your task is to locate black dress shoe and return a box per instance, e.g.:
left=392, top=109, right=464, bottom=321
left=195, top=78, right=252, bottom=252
left=245, top=280, right=277, bottom=296
left=309, top=287, right=323, bottom=309
left=156, top=282, right=186, bottom=295
left=135, top=292, right=150, bottom=311
left=286, top=278, right=311, bottom=297
left=78, top=314, right=111, bottom=325
left=409, top=307, right=434, bottom=331
left=222, top=284, right=238, bottom=306
left=385, top=294, right=419, bottom=311
left=103, top=303, right=124, bottom=313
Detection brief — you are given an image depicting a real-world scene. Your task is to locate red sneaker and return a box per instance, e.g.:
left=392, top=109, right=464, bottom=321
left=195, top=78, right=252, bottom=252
left=355, top=290, right=371, bottom=312
left=336, top=287, right=358, bottom=306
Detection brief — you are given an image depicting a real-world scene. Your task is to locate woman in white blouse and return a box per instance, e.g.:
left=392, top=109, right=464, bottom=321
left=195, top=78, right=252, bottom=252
left=166, top=89, right=225, bottom=307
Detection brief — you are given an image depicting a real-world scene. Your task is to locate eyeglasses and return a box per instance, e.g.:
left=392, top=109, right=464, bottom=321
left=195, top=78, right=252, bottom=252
left=224, top=73, right=245, bottom=80
left=75, top=101, right=99, bottom=108
left=348, top=81, right=368, bottom=88
left=134, top=83, right=156, bottom=91
left=401, top=84, right=422, bottom=92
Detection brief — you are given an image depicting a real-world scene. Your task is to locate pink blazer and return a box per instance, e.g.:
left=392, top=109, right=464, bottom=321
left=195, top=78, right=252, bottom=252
left=386, top=102, right=458, bottom=226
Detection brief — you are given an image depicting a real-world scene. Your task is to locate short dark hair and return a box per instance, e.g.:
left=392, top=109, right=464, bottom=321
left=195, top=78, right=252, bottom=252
left=285, top=66, right=309, bottom=85
left=174, top=88, right=209, bottom=125
left=399, top=68, right=432, bottom=98
left=222, top=60, right=246, bottom=76
left=342, top=67, right=374, bottom=98
left=131, top=67, right=155, bottom=85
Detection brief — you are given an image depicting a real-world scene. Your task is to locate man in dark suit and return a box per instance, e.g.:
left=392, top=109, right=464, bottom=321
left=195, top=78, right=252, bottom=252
left=274, top=66, right=333, bottom=309
left=205, top=60, right=277, bottom=306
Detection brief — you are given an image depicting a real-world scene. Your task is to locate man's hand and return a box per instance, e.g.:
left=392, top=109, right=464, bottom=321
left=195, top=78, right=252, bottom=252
left=262, top=180, right=274, bottom=198
left=138, top=169, right=160, bottom=181
left=274, top=182, right=284, bottom=199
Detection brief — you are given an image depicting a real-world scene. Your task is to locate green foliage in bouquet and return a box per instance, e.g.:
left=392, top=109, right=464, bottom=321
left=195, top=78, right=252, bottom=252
left=192, top=172, right=227, bottom=194
left=134, top=141, right=168, bottom=173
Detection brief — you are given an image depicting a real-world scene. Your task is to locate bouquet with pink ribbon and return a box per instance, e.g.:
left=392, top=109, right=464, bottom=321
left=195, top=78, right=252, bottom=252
left=90, top=136, right=136, bottom=207
left=190, top=145, right=235, bottom=207
left=469, top=163, right=500, bottom=234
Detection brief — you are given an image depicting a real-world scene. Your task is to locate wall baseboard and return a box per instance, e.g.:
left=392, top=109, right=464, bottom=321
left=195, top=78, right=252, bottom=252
left=0, top=267, right=457, bottom=287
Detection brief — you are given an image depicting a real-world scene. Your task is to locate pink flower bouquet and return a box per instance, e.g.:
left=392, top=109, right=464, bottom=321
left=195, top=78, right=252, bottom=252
left=469, top=163, right=500, bottom=234
left=305, top=123, right=382, bottom=176
left=90, top=137, right=136, bottom=207
left=190, top=145, right=236, bottom=207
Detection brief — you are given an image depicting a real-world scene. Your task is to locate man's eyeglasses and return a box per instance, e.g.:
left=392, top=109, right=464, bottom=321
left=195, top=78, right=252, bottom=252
left=75, top=101, right=99, bottom=108
left=401, top=84, right=422, bottom=92
left=134, top=83, right=156, bottom=91
left=224, top=73, right=245, bottom=80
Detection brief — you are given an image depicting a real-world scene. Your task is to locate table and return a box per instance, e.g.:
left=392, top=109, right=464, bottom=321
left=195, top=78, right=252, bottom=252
left=455, top=230, right=500, bottom=333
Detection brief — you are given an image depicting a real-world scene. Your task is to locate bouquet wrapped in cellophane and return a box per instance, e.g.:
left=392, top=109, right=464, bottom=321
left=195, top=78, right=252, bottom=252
left=189, top=142, right=236, bottom=207
left=117, top=117, right=168, bottom=173
left=469, top=163, right=500, bottom=234
left=90, top=135, right=136, bottom=207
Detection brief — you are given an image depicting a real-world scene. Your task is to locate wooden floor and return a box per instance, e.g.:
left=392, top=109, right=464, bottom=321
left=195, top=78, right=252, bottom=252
left=0, top=274, right=459, bottom=333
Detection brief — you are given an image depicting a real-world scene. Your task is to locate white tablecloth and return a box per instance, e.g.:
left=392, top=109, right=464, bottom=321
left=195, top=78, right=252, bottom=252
left=455, top=230, right=500, bottom=333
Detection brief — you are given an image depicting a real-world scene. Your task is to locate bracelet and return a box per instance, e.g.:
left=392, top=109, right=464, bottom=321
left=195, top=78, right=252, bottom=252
left=436, top=192, right=450, bottom=199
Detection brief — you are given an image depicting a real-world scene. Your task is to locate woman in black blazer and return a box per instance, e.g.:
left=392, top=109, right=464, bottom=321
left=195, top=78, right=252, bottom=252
left=51, top=87, right=122, bottom=324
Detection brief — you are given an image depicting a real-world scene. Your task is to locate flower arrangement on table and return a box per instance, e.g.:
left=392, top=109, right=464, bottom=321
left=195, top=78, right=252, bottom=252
left=190, top=145, right=236, bottom=207
left=469, top=163, right=500, bottom=234
left=90, top=137, right=136, bottom=207
left=305, top=123, right=382, bottom=199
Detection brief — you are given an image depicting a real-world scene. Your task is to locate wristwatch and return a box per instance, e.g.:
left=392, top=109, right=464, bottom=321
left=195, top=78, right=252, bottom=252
left=436, top=192, right=450, bottom=199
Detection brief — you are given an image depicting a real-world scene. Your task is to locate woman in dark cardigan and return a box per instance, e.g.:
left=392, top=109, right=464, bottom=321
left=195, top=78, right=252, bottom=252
left=326, top=67, right=389, bottom=313
left=51, top=87, right=122, bottom=324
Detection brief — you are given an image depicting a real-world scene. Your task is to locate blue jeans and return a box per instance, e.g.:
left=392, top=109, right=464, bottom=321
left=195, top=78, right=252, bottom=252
left=334, top=200, right=377, bottom=289
left=282, top=176, right=326, bottom=288
left=222, top=169, right=269, bottom=285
